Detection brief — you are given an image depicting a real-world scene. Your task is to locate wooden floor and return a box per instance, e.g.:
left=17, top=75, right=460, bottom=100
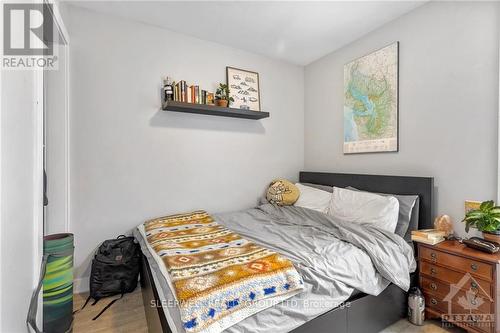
left=380, top=319, right=465, bottom=333
left=73, top=288, right=148, bottom=333
left=73, top=289, right=464, bottom=333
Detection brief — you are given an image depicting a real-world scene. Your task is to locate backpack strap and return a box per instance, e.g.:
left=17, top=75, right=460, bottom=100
left=91, top=280, right=125, bottom=321
left=73, top=295, right=92, bottom=315
left=91, top=293, right=124, bottom=320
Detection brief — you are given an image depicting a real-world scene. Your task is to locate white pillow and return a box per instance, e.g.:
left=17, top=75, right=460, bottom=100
left=294, top=183, right=332, bottom=213
left=328, top=187, right=399, bottom=232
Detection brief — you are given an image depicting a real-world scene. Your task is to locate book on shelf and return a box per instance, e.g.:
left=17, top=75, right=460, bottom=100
left=178, top=82, right=181, bottom=102
left=173, top=81, right=178, bottom=101
left=411, top=229, right=446, bottom=240
left=201, top=90, right=207, bottom=104
left=207, top=93, right=214, bottom=105
left=174, top=81, right=186, bottom=102
left=189, top=85, right=194, bottom=103
left=165, top=78, right=215, bottom=106
left=179, top=82, right=181, bottom=102
left=182, top=81, right=187, bottom=103
left=411, top=234, right=445, bottom=245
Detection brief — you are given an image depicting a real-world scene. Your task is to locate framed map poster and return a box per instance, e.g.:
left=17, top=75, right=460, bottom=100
left=344, top=42, right=399, bottom=154
left=226, top=67, right=260, bottom=111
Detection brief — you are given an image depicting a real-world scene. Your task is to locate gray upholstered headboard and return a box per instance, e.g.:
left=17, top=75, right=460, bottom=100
left=299, top=171, right=434, bottom=230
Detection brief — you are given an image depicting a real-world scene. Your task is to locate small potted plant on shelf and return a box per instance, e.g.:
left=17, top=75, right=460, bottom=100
left=215, top=83, right=234, bottom=108
left=463, top=200, right=500, bottom=242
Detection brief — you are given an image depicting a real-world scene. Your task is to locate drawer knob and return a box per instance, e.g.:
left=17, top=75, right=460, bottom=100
left=430, top=283, right=437, bottom=290
left=431, top=298, right=438, bottom=305
left=471, top=263, right=478, bottom=271
left=471, top=299, right=477, bottom=306
left=430, top=267, right=437, bottom=275
left=430, top=252, right=437, bottom=261
left=471, top=281, right=479, bottom=293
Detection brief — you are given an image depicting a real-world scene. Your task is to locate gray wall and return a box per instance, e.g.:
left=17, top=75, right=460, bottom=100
left=65, top=5, right=304, bottom=290
left=304, top=1, right=499, bottom=236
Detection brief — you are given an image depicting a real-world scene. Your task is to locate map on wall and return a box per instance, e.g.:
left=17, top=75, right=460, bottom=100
left=344, top=42, right=399, bottom=154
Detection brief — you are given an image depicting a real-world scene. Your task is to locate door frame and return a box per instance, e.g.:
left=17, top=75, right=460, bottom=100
left=34, top=0, right=70, bottom=328
left=43, top=0, right=71, bottom=234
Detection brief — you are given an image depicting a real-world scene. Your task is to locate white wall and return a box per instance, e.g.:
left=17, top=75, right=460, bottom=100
left=0, top=1, right=45, bottom=329
left=0, top=2, right=70, bottom=329
left=0, top=56, right=43, bottom=333
left=65, top=5, right=304, bottom=290
left=304, top=1, right=499, bottom=236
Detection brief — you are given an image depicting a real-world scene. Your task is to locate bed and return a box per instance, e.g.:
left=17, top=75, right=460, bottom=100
left=136, top=171, right=434, bottom=333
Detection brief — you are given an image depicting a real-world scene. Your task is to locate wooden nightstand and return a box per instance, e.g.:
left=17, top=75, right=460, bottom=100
left=417, top=240, right=500, bottom=333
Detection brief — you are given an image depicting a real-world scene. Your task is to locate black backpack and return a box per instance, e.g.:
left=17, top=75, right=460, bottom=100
left=80, top=235, right=141, bottom=320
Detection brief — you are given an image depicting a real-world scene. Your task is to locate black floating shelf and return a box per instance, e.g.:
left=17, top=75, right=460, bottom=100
left=162, top=101, right=269, bottom=120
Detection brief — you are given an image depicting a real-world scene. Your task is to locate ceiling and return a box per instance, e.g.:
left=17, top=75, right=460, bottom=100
left=69, top=1, right=427, bottom=66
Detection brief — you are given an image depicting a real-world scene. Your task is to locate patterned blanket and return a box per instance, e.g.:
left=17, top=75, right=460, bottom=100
left=144, top=211, right=304, bottom=333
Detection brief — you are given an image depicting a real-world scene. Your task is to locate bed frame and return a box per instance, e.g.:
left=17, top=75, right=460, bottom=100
left=140, top=171, right=434, bottom=333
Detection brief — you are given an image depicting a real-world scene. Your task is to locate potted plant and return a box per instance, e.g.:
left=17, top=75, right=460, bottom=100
left=215, top=83, right=234, bottom=108
left=463, top=200, right=500, bottom=243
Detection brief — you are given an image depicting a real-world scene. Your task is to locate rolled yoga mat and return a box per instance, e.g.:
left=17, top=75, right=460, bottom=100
left=43, top=233, right=74, bottom=333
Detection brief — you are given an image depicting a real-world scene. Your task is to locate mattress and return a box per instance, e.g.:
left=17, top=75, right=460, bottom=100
left=135, top=204, right=416, bottom=333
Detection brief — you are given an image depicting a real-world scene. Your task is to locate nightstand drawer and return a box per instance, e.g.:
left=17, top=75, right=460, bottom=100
left=420, top=275, right=492, bottom=301
left=420, top=247, right=493, bottom=281
left=423, top=290, right=493, bottom=318
left=423, top=291, right=447, bottom=313
left=424, top=292, right=494, bottom=333
left=420, top=262, right=492, bottom=295
left=420, top=276, right=451, bottom=296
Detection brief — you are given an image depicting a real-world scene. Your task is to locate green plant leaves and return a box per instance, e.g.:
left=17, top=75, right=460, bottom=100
left=480, top=200, right=494, bottom=211
left=216, top=83, right=231, bottom=101
left=462, top=200, right=500, bottom=233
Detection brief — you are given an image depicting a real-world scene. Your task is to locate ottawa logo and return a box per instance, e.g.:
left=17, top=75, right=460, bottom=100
left=441, top=273, right=494, bottom=328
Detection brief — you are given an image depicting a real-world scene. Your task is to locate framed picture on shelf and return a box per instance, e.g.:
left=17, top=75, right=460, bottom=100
left=206, top=92, right=214, bottom=105
left=226, top=66, right=260, bottom=111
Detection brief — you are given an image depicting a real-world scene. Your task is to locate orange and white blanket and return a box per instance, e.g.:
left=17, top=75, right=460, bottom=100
left=143, top=211, right=304, bottom=333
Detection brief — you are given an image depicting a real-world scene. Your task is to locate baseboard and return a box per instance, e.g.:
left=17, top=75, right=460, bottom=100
left=73, top=276, right=89, bottom=294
